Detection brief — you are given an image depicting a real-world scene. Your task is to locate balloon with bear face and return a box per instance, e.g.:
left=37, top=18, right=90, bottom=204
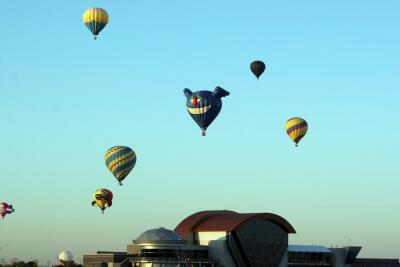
left=183, top=86, right=230, bottom=136
left=91, top=189, right=113, bottom=214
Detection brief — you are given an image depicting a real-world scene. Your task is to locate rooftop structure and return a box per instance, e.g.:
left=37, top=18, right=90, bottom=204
left=57, top=251, right=74, bottom=266
left=175, top=210, right=296, bottom=267
left=83, top=210, right=400, bottom=267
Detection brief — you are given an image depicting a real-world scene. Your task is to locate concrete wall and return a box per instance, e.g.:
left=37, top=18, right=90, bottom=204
left=278, top=251, right=288, bottom=267
left=83, top=254, right=127, bottom=267
left=235, top=220, right=288, bottom=267
left=331, top=248, right=350, bottom=267
left=198, top=231, right=227, bottom=246
left=208, top=239, right=237, bottom=267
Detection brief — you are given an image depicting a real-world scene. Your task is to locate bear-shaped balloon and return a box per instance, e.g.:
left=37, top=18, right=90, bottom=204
left=91, top=189, right=113, bottom=214
left=183, top=86, right=230, bottom=136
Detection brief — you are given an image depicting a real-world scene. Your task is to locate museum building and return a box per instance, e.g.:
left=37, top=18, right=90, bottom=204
left=83, top=210, right=400, bottom=267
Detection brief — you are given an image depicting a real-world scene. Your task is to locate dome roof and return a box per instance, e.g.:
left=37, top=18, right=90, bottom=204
left=136, top=227, right=182, bottom=241
left=58, top=251, right=73, bottom=262
left=175, top=210, right=296, bottom=239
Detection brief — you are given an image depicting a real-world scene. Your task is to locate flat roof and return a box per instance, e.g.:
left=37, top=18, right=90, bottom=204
left=288, top=245, right=331, bottom=253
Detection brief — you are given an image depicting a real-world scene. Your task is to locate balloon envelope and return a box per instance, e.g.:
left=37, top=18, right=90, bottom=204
left=285, top=117, right=308, bottom=146
left=184, top=86, right=230, bottom=136
left=83, top=7, right=109, bottom=39
left=91, top=189, right=113, bottom=213
left=105, top=146, right=136, bottom=185
left=250, top=60, right=266, bottom=79
left=0, top=202, right=15, bottom=219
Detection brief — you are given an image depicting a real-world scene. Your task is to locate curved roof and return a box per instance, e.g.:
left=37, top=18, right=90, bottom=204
left=175, top=210, right=295, bottom=239
left=136, top=227, right=182, bottom=241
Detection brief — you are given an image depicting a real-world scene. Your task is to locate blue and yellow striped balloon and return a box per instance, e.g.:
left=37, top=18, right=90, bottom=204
left=83, top=7, right=109, bottom=40
left=105, top=146, right=136, bottom=185
left=285, top=117, right=308, bottom=146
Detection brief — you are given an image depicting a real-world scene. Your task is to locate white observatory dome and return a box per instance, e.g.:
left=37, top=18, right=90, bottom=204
left=58, top=251, right=73, bottom=262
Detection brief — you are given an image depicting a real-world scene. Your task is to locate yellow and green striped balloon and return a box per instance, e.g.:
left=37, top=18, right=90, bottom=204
left=285, top=117, right=308, bottom=146
left=105, top=146, right=136, bottom=185
left=83, top=7, right=109, bottom=40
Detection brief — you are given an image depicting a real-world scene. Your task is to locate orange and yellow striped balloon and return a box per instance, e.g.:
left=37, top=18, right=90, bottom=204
left=285, top=117, right=308, bottom=146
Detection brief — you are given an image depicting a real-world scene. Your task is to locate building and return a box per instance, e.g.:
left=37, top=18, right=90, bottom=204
left=57, top=251, right=74, bottom=266
left=352, top=259, right=400, bottom=267
left=83, top=227, right=214, bottom=267
left=287, top=245, right=400, bottom=267
left=83, top=210, right=400, bottom=267
left=288, top=245, right=333, bottom=266
left=128, top=227, right=215, bottom=266
left=174, top=210, right=296, bottom=267
left=288, top=245, right=362, bottom=267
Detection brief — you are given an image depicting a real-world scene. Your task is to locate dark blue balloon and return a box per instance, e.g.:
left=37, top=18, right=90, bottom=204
left=183, top=86, right=230, bottom=136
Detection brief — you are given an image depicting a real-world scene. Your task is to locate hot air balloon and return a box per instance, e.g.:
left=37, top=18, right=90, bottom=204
left=0, top=202, right=15, bottom=219
left=285, top=117, right=308, bottom=146
left=250, top=60, right=266, bottom=79
left=83, top=7, right=109, bottom=40
left=183, top=86, right=230, bottom=136
left=105, top=146, right=136, bottom=185
left=91, top=189, right=113, bottom=214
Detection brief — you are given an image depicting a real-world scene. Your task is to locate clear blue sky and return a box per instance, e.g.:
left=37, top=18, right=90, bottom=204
left=1, top=0, right=399, bottom=264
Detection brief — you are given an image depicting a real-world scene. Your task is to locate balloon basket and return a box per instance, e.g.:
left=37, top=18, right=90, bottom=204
left=94, top=35, right=97, bottom=40
left=119, top=182, right=123, bottom=186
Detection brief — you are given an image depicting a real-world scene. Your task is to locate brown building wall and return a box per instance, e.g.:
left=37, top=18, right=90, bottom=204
left=352, top=258, right=400, bottom=267
left=83, top=254, right=128, bottom=267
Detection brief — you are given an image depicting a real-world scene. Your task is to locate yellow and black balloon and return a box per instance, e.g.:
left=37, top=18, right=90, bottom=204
left=285, top=117, right=308, bottom=146
left=105, top=146, right=136, bottom=186
left=83, top=7, right=109, bottom=40
left=91, top=189, right=113, bottom=214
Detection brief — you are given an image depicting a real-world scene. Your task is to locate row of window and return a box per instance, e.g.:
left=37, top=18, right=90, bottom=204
left=139, top=249, right=209, bottom=260
left=289, top=252, right=331, bottom=264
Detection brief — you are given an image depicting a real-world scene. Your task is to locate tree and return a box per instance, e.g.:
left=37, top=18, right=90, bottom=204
left=26, top=261, right=37, bottom=267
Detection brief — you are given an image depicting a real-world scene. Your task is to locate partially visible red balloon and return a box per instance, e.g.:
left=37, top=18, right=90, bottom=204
left=0, top=202, right=15, bottom=219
